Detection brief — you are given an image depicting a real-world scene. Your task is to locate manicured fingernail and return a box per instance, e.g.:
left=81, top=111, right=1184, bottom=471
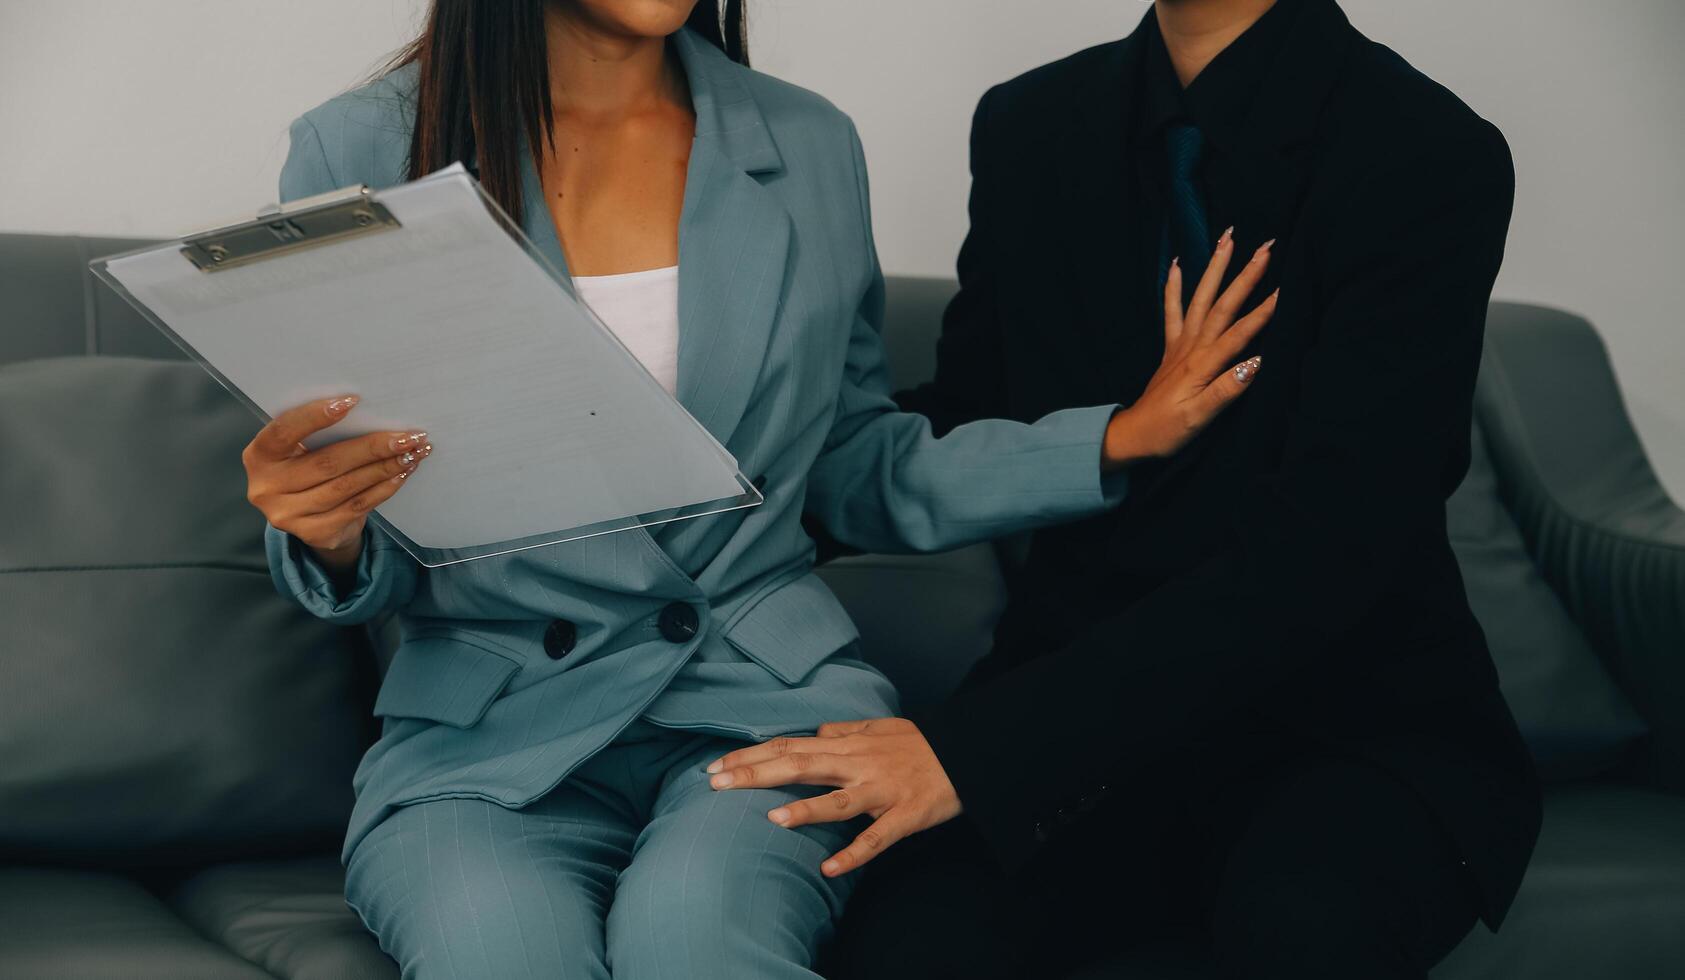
left=390, top=471, right=409, bottom=483
left=1255, top=239, right=1277, bottom=259
left=822, top=860, right=841, bottom=875
left=769, top=808, right=791, bottom=825
left=391, top=430, right=428, bottom=451
left=1170, top=256, right=1180, bottom=271
left=1220, top=226, right=1235, bottom=246
left=1234, top=355, right=1262, bottom=383
left=710, top=773, right=734, bottom=789
left=398, top=445, right=432, bottom=467
left=326, top=395, right=359, bottom=415
left=706, top=759, right=723, bottom=774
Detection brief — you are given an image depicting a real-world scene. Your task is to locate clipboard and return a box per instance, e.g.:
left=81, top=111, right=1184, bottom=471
left=89, top=164, right=762, bottom=567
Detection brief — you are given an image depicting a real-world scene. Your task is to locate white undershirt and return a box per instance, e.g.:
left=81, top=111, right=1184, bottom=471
left=573, top=265, right=681, bottom=396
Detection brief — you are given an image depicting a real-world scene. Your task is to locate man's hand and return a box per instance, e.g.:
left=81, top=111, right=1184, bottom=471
left=706, top=717, right=961, bottom=877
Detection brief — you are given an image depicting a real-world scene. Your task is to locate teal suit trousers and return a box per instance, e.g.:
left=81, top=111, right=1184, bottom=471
left=345, top=721, right=858, bottom=979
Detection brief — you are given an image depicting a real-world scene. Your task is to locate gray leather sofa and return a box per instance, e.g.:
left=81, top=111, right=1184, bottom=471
left=2, top=233, right=1681, bottom=979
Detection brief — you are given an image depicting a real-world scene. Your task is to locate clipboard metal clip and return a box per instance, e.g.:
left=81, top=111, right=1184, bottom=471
left=180, top=184, right=401, bottom=273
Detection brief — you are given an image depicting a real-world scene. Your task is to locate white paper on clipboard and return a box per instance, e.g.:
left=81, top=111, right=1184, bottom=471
left=91, top=164, right=760, bottom=566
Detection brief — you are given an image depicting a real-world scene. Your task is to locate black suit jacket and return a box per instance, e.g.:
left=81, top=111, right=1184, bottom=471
left=890, top=0, right=1542, bottom=927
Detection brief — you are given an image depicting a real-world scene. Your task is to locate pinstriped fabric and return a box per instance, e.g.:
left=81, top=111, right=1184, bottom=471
left=345, top=723, right=853, bottom=979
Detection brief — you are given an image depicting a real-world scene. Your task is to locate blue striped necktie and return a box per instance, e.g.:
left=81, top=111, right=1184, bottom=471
left=1159, top=121, right=1212, bottom=289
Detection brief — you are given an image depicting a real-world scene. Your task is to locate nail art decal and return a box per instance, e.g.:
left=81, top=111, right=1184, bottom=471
left=397, top=444, right=433, bottom=468
left=1234, top=355, right=1263, bottom=383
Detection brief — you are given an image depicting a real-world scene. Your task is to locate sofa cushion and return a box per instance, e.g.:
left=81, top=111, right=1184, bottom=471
left=0, top=234, right=184, bottom=366
left=0, top=357, right=372, bottom=866
left=0, top=868, right=273, bottom=979
left=817, top=543, right=1007, bottom=713
left=1447, top=423, right=1646, bottom=778
left=1430, top=784, right=1685, bottom=980
left=168, top=856, right=397, bottom=980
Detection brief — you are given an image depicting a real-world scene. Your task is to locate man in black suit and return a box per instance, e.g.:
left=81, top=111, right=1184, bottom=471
left=706, top=1, right=1542, bottom=976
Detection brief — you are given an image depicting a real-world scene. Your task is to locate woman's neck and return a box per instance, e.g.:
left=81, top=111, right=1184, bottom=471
left=1155, top=0, right=1278, bottom=88
left=542, top=6, right=686, bottom=119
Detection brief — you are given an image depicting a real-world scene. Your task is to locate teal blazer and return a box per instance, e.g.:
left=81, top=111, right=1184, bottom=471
left=266, top=29, right=1126, bottom=862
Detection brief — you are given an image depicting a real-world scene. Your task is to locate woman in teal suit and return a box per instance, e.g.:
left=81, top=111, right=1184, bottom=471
left=241, top=1, right=1275, bottom=976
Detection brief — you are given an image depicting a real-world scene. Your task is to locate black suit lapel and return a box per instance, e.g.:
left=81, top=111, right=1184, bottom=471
left=1211, top=0, right=1358, bottom=260
left=1053, top=27, right=1163, bottom=406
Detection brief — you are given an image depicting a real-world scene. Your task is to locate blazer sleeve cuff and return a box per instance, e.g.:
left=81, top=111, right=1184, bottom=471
left=911, top=700, right=1048, bottom=875
left=1043, top=403, right=1130, bottom=511
left=264, top=523, right=404, bottom=625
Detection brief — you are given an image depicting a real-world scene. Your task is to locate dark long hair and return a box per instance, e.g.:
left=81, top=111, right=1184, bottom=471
left=389, top=1, right=747, bottom=221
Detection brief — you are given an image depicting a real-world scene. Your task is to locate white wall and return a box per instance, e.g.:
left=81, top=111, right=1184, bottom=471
left=4, top=1, right=1682, bottom=495
left=0, top=1, right=426, bottom=235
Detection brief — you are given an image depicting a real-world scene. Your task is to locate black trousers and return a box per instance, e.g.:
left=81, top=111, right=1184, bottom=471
left=829, top=717, right=1482, bottom=980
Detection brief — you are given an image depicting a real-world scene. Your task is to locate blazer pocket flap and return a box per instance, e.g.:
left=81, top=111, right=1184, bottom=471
left=722, top=574, right=860, bottom=685
left=374, top=633, right=520, bottom=728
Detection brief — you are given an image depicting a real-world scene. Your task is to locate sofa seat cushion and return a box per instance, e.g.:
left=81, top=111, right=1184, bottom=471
left=1431, top=784, right=1685, bottom=980
left=0, top=867, right=272, bottom=979
left=167, top=855, right=397, bottom=980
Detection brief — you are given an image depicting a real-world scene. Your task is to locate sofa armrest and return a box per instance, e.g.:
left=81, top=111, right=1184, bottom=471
left=1476, top=302, right=1685, bottom=789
